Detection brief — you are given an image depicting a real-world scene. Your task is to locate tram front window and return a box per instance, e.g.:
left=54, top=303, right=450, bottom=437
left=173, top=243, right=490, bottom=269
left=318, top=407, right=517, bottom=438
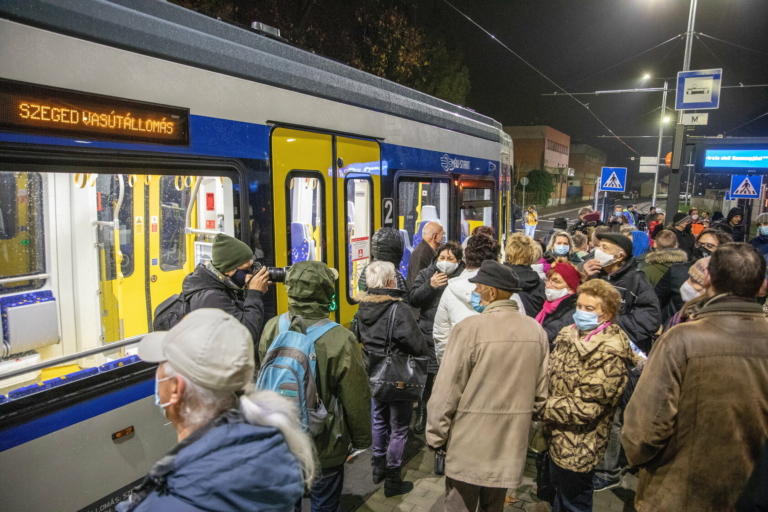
left=0, top=170, right=239, bottom=398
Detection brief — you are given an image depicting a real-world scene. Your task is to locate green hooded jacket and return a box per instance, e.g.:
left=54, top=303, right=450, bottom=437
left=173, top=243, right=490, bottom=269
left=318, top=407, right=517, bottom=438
left=258, top=262, right=372, bottom=468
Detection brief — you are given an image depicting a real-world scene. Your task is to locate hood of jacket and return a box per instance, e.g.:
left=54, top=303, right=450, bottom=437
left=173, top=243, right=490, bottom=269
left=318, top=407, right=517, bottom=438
left=506, top=264, right=541, bottom=293
left=284, top=261, right=337, bottom=319
left=726, top=207, right=744, bottom=224
left=141, top=410, right=303, bottom=511
left=371, top=228, right=404, bottom=266
left=644, top=248, right=688, bottom=266
left=182, top=262, right=240, bottom=295
left=356, top=288, right=404, bottom=328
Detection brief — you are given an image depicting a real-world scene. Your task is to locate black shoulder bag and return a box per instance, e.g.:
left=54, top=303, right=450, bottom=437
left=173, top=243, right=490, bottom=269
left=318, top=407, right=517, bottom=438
left=368, top=303, right=429, bottom=402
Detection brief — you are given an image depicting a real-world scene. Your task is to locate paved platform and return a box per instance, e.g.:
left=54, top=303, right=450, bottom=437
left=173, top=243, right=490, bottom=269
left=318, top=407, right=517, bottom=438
left=312, top=430, right=638, bottom=512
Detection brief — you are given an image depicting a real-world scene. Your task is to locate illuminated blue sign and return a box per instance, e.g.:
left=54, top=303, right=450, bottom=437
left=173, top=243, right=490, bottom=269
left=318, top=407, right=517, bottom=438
left=704, top=149, right=768, bottom=169
left=676, top=68, right=722, bottom=110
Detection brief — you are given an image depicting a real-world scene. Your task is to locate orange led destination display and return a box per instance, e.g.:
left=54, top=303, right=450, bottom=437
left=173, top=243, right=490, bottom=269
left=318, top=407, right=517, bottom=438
left=0, top=79, right=189, bottom=145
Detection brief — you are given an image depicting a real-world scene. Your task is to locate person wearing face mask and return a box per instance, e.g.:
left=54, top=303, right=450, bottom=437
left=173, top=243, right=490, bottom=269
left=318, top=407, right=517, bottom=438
left=542, top=231, right=583, bottom=265
left=181, top=233, right=269, bottom=347
left=538, top=279, right=634, bottom=512
left=536, top=262, right=581, bottom=346
left=118, top=308, right=314, bottom=512
left=408, top=221, right=446, bottom=289
left=409, top=242, right=465, bottom=434
left=427, top=261, right=549, bottom=512
left=749, top=213, right=768, bottom=256
left=583, top=233, right=660, bottom=354
left=655, top=229, right=732, bottom=325
left=664, top=257, right=711, bottom=329
left=432, top=235, right=526, bottom=364
left=504, top=233, right=546, bottom=318
left=688, top=207, right=705, bottom=237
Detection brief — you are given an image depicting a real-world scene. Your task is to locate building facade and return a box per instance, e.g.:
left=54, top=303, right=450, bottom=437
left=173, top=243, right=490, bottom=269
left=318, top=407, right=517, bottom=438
left=569, top=144, right=607, bottom=201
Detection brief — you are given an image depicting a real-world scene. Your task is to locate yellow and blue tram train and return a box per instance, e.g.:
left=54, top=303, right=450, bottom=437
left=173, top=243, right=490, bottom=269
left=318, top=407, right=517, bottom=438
left=0, top=1, right=513, bottom=510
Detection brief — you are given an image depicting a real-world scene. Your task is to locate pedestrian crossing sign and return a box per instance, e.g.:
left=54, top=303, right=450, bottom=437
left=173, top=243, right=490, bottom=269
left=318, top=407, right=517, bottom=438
left=729, top=175, right=762, bottom=199
left=600, top=167, right=627, bottom=192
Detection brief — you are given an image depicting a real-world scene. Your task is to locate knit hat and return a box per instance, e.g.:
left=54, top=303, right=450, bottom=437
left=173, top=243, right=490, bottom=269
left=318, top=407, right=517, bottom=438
left=688, top=256, right=710, bottom=287
left=211, top=233, right=253, bottom=273
left=551, top=262, right=581, bottom=292
left=673, top=213, right=690, bottom=226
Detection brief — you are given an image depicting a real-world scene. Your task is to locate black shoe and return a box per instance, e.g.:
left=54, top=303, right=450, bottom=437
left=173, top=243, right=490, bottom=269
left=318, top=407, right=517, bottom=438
left=384, top=467, right=414, bottom=497
left=413, top=402, right=427, bottom=434
left=371, top=455, right=387, bottom=484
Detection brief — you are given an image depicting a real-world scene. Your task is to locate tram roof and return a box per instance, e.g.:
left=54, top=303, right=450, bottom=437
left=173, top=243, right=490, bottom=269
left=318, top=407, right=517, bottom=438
left=0, top=0, right=503, bottom=143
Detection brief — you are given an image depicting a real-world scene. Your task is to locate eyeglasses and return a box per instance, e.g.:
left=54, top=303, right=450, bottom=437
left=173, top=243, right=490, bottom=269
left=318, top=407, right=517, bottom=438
left=695, top=241, right=718, bottom=251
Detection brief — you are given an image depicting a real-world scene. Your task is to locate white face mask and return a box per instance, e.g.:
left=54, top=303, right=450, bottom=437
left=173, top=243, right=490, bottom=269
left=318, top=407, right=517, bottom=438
left=155, top=375, right=175, bottom=418
left=436, top=260, right=458, bottom=275
left=594, top=248, right=617, bottom=267
left=680, top=280, right=703, bottom=302
left=545, top=287, right=570, bottom=302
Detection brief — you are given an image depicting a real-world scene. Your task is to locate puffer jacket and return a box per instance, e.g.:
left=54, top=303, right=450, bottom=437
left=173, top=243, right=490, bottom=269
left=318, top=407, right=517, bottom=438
left=117, top=409, right=304, bottom=512
left=593, top=257, right=661, bottom=354
left=672, top=226, right=696, bottom=257
left=355, top=288, right=428, bottom=371
left=182, top=262, right=264, bottom=345
left=358, top=228, right=407, bottom=293
left=505, top=264, right=545, bottom=318
left=639, top=248, right=688, bottom=286
left=654, top=262, right=692, bottom=325
left=259, top=262, right=371, bottom=468
left=409, top=261, right=466, bottom=373
left=623, top=298, right=768, bottom=512
left=539, top=324, right=633, bottom=473
left=432, top=269, right=526, bottom=363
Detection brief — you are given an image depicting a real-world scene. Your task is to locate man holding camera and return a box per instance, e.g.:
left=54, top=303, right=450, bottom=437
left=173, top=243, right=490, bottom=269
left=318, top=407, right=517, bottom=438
left=182, top=233, right=269, bottom=345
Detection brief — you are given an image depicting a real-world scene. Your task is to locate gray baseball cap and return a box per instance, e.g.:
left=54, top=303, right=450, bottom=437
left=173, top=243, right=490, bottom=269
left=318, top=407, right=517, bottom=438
left=138, top=308, right=255, bottom=392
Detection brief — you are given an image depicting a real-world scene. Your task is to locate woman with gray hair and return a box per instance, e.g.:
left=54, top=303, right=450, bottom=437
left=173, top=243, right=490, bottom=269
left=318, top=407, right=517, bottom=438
left=355, top=261, right=428, bottom=497
left=118, top=308, right=314, bottom=512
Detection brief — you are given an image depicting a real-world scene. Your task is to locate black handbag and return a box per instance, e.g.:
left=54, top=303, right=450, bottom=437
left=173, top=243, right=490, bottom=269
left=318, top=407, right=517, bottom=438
left=433, top=448, right=446, bottom=476
left=535, top=450, right=555, bottom=502
left=368, top=303, right=429, bottom=402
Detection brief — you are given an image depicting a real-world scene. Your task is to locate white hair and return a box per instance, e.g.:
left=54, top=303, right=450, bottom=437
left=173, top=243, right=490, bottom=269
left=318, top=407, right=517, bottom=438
left=163, top=363, right=316, bottom=489
left=365, top=260, right=395, bottom=289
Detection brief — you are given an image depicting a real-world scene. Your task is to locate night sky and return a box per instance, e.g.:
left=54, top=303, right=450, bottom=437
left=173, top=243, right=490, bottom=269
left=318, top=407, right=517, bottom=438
left=437, top=0, right=768, bottom=186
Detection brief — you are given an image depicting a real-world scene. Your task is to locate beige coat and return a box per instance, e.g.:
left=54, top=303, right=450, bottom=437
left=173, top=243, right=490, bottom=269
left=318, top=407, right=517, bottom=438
left=426, top=300, right=549, bottom=488
left=623, top=299, right=768, bottom=512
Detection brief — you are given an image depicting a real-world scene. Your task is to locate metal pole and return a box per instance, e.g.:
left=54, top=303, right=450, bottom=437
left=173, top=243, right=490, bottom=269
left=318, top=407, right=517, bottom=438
left=677, top=0, right=698, bottom=123
left=521, top=183, right=526, bottom=224
left=593, top=182, right=599, bottom=212
left=652, top=80, right=668, bottom=207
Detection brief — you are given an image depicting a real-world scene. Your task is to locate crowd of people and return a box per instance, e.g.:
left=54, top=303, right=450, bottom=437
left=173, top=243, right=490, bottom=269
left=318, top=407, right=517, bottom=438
left=119, top=202, right=768, bottom=512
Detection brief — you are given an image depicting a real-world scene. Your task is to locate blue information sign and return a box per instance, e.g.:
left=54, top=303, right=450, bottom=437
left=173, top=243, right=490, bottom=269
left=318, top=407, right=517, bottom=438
left=676, top=68, right=722, bottom=111
left=729, top=175, right=762, bottom=199
left=600, top=167, right=627, bottom=192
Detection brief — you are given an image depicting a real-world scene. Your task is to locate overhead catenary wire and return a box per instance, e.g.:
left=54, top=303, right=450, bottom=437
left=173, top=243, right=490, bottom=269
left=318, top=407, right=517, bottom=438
left=441, top=0, right=640, bottom=155
left=697, top=32, right=768, bottom=57
left=725, top=110, right=768, bottom=134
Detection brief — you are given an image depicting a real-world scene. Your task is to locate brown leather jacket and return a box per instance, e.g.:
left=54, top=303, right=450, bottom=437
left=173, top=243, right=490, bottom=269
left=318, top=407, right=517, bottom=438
left=622, top=298, right=768, bottom=512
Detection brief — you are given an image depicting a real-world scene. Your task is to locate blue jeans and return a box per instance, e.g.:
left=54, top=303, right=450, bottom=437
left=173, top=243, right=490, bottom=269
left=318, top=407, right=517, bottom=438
left=524, top=224, right=537, bottom=237
left=550, top=458, right=593, bottom=512
left=295, top=464, right=344, bottom=512
left=372, top=398, right=413, bottom=469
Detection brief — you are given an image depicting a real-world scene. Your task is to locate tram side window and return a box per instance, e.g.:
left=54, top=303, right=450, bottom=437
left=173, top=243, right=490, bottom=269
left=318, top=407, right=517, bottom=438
left=461, top=186, right=494, bottom=242
left=345, top=178, right=372, bottom=300
left=95, top=175, right=134, bottom=279
left=159, top=176, right=190, bottom=271
left=0, top=172, right=46, bottom=293
left=287, top=175, right=324, bottom=264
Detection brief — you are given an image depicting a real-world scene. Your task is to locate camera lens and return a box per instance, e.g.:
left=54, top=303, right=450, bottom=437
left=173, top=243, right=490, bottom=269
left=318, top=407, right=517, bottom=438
left=268, top=266, right=289, bottom=283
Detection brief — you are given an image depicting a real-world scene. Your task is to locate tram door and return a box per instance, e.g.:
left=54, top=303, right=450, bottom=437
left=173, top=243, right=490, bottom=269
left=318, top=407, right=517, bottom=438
left=271, top=128, right=380, bottom=327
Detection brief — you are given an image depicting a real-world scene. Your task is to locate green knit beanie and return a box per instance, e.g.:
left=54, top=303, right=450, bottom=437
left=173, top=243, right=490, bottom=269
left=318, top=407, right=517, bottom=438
left=211, top=233, right=253, bottom=273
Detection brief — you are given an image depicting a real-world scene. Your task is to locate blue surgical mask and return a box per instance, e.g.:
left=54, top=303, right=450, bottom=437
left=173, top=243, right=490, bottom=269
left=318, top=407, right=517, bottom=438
left=470, top=291, right=486, bottom=313
left=230, top=268, right=248, bottom=288
left=573, top=309, right=601, bottom=332
left=554, top=245, right=570, bottom=256
left=760, top=226, right=768, bottom=237
left=155, top=375, right=175, bottom=417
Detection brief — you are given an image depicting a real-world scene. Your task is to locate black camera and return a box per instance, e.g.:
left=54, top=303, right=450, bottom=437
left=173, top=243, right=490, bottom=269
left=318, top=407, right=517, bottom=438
left=251, top=262, right=290, bottom=283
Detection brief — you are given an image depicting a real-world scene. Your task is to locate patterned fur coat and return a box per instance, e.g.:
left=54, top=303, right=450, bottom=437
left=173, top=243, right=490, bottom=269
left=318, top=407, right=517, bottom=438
left=539, top=323, right=633, bottom=472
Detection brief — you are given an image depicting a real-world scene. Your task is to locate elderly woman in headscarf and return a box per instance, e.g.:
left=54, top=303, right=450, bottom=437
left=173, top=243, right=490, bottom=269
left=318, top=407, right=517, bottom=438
left=536, top=262, right=582, bottom=345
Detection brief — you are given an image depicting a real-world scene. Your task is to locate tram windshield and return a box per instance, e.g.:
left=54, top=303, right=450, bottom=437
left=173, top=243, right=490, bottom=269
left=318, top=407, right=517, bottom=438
left=0, top=170, right=239, bottom=398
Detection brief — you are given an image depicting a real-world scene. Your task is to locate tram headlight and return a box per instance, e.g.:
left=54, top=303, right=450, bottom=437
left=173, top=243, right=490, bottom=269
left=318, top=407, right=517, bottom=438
left=251, top=262, right=289, bottom=283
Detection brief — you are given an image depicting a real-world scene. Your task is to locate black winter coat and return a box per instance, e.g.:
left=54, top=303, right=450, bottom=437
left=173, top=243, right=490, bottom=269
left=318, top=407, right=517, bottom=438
left=409, top=261, right=465, bottom=372
left=595, top=257, right=661, bottom=354
left=504, top=264, right=545, bottom=318
left=672, top=226, right=696, bottom=258
left=182, top=263, right=265, bottom=346
left=541, top=294, right=578, bottom=344
left=354, top=288, right=428, bottom=373
left=407, top=241, right=436, bottom=288
left=725, top=207, right=746, bottom=242
left=371, top=227, right=404, bottom=266
left=654, top=262, right=693, bottom=325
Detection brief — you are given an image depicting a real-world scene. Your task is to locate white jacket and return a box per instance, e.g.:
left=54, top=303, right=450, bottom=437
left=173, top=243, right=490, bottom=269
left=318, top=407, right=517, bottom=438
left=432, top=269, right=525, bottom=363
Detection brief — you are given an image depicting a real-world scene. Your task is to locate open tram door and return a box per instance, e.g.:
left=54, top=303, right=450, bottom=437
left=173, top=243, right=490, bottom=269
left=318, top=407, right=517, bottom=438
left=458, top=177, right=497, bottom=242
left=271, top=127, right=380, bottom=327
